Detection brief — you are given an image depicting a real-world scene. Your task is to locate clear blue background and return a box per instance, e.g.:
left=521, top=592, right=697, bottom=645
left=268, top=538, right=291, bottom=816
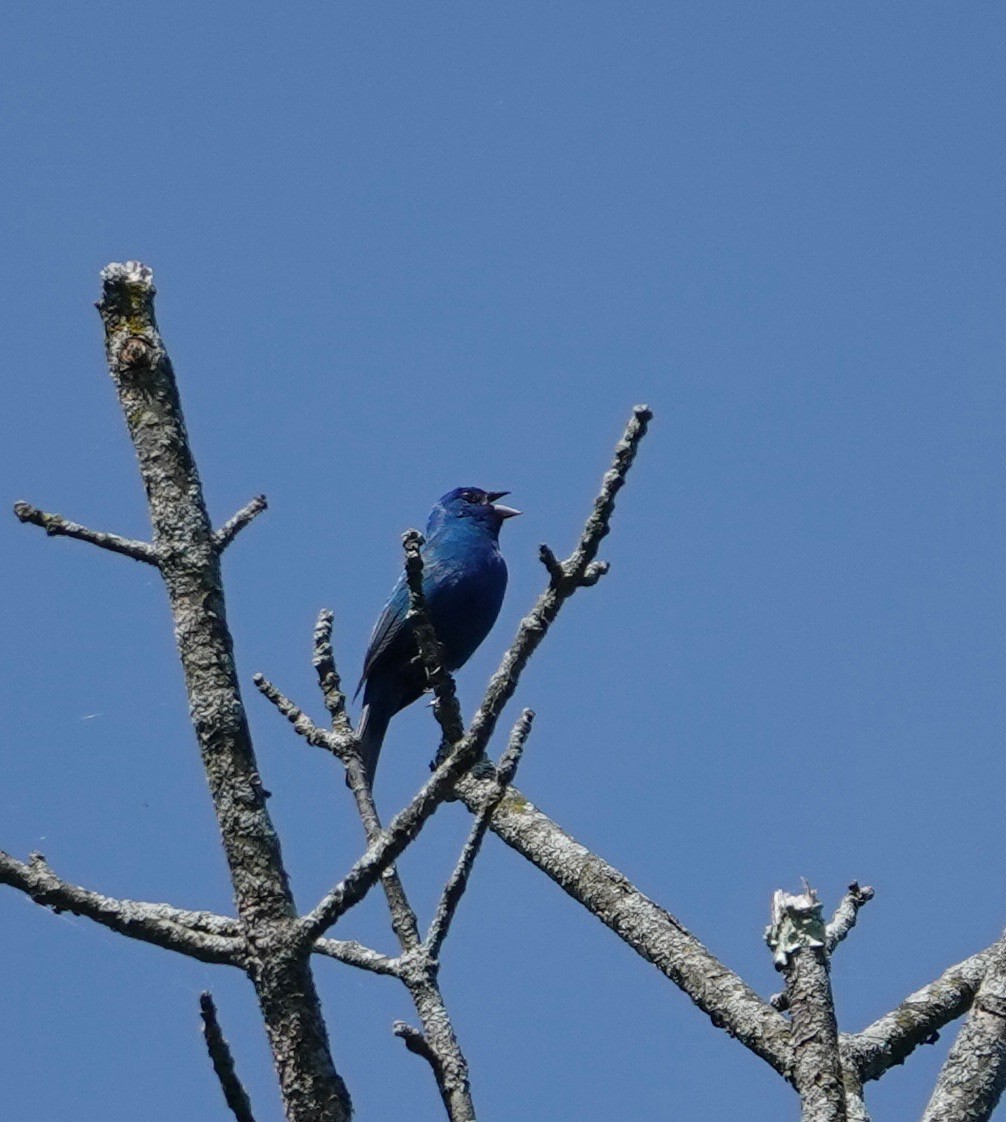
left=2, top=3, right=1004, bottom=1119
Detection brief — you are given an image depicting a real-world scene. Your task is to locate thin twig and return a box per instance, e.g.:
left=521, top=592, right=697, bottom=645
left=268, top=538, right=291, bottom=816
left=426, top=709, right=533, bottom=958
left=312, top=938, right=404, bottom=977
left=462, top=405, right=651, bottom=769
left=213, top=495, right=268, bottom=552
left=0, top=851, right=244, bottom=966
left=312, top=609, right=351, bottom=733
left=199, top=993, right=258, bottom=1122
left=300, top=729, right=493, bottom=943
left=402, top=530, right=465, bottom=747
left=253, top=673, right=337, bottom=752
left=394, top=1020, right=440, bottom=1065
left=13, top=501, right=157, bottom=565
left=826, top=882, right=875, bottom=954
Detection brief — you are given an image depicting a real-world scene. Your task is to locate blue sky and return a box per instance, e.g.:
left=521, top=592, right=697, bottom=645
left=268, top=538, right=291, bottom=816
left=2, top=3, right=1005, bottom=1119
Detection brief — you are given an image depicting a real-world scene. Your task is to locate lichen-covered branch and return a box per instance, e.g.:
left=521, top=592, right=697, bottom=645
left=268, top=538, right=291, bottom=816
left=454, top=769, right=794, bottom=1078
left=825, top=883, right=874, bottom=954
left=95, top=262, right=349, bottom=1122
left=13, top=501, right=157, bottom=564
left=461, top=405, right=651, bottom=763
left=920, top=934, right=1006, bottom=1122
left=0, top=850, right=243, bottom=966
left=845, top=941, right=1000, bottom=1083
left=312, top=609, right=351, bottom=734
left=214, top=495, right=268, bottom=552
left=200, top=992, right=258, bottom=1122
left=766, top=887, right=846, bottom=1121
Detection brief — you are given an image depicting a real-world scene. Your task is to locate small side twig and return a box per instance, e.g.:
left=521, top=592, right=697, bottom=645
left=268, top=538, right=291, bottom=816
left=14, top=501, right=157, bottom=565
left=253, top=672, right=336, bottom=752
left=394, top=1020, right=440, bottom=1067
left=200, top=993, right=258, bottom=1122
left=826, top=882, right=875, bottom=954
left=312, top=609, right=351, bottom=733
left=312, top=937, right=404, bottom=978
left=213, top=495, right=267, bottom=552
left=426, top=709, right=533, bottom=958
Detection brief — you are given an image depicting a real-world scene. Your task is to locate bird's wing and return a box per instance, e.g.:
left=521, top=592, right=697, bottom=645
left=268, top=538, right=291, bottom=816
left=355, top=576, right=409, bottom=698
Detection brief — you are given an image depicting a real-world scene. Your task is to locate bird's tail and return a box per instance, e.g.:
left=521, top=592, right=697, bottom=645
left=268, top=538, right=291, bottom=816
left=356, top=700, right=392, bottom=790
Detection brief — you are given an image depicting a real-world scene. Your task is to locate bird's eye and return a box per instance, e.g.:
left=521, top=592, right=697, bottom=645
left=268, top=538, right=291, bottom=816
left=461, top=490, right=481, bottom=503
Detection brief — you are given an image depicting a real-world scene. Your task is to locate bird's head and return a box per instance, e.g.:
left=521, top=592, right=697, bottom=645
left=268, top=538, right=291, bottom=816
left=427, top=487, right=521, bottom=538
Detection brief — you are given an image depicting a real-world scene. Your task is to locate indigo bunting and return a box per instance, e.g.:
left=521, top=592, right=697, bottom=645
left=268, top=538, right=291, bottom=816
left=356, top=487, right=520, bottom=786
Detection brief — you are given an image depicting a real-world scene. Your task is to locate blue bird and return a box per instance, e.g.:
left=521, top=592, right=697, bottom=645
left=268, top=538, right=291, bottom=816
left=356, top=487, right=520, bottom=787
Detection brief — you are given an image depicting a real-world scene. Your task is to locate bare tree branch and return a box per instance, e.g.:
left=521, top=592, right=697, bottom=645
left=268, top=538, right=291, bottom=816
left=300, top=729, right=500, bottom=942
left=257, top=614, right=478, bottom=1119
left=845, top=941, right=1000, bottom=1083
left=312, top=938, right=403, bottom=977
left=332, top=683, right=477, bottom=1121
left=458, top=405, right=650, bottom=766
left=253, top=673, right=335, bottom=752
left=454, top=769, right=794, bottom=1078
left=13, top=501, right=157, bottom=564
left=402, top=529, right=465, bottom=747
left=200, top=992, right=258, bottom=1122
left=94, top=261, right=350, bottom=1122
left=426, top=709, right=533, bottom=959
left=826, top=882, right=875, bottom=954
left=0, top=850, right=244, bottom=966
left=766, top=887, right=846, bottom=1122
left=312, top=609, right=352, bottom=734
left=921, top=934, right=1006, bottom=1122
left=842, top=1067, right=871, bottom=1122
left=214, top=495, right=268, bottom=552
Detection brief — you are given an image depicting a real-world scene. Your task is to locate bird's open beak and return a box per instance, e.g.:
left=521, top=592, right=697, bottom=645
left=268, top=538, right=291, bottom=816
left=487, top=491, right=521, bottom=519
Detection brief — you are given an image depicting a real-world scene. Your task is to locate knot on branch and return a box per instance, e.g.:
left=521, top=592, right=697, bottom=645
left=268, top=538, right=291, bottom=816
left=119, top=336, right=152, bottom=369
left=765, top=887, right=826, bottom=968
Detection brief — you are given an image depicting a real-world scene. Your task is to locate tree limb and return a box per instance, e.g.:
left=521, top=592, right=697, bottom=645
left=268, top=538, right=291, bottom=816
left=844, top=940, right=1000, bottom=1083
left=920, top=933, right=1006, bottom=1122
left=96, top=261, right=350, bottom=1122
left=454, top=769, right=794, bottom=1079
left=459, top=405, right=651, bottom=765
left=13, top=501, right=157, bottom=564
left=0, top=851, right=244, bottom=966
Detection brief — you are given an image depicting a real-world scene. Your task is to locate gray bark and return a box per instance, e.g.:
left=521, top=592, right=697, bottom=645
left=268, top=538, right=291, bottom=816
left=455, top=771, right=795, bottom=1079
left=96, top=262, right=350, bottom=1122
left=921, top=935, right=1006, bottom=1122
left=766, top=889, right=846, bottom=1122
